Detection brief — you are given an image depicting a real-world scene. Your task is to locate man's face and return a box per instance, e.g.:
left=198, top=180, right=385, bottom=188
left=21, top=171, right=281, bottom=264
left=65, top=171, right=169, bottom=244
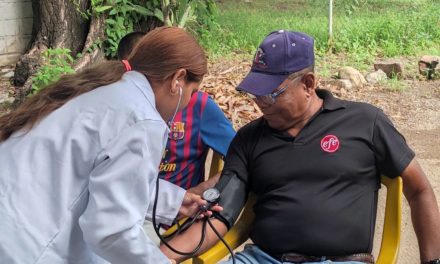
left=253, top=75, right=312, bottom=131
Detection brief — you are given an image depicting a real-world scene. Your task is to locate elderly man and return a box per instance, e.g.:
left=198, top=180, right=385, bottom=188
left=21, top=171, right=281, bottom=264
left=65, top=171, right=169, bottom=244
left=161, top=30, right=440, bottom=264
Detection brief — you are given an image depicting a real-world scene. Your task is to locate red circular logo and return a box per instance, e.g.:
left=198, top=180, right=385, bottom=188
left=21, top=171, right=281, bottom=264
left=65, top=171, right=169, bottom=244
left=320, top=135, right=340, bottom=153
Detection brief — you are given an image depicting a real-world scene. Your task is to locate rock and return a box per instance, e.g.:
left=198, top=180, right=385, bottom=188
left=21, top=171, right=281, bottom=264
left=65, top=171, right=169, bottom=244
left=0, top=71, right=14, bottom=79
left=338, top=66, right=366, bottom=89
left=419, top=55, right=440, bottom=64
left=418, top=55, right=440, bottom=79
left=0, top=92, right=14, bottom=105
left=374, top=59, right=404, bottom=78
left=365, top=69, right=388, bottom=84
left=1, top=67, right=14, bottom=73
left=326, top=79, right=353, bottom=91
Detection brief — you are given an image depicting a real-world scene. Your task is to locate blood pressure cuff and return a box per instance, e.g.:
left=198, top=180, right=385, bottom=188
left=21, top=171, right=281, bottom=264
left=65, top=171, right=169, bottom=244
left=211, top=170, right=248, bottom=229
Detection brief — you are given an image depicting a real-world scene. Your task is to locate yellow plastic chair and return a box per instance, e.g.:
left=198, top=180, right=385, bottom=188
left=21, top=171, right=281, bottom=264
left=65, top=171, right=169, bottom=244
left=376, top=176, right=402, bottom=264
left=194, top=176, right=402, bottom=264
left=207, top=151, right=224, bottom=179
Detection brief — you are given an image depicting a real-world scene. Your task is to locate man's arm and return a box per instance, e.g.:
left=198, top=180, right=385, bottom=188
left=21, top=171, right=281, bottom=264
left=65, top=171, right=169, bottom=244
left=159, top=218, right=228, bottom=263
left=401, top=158, right=440, bottom=262
left=161, top=128, right=251, bottom=262
left=187, top=173, right=220, bottom=196
left=161, top=169, right=248, bottom=262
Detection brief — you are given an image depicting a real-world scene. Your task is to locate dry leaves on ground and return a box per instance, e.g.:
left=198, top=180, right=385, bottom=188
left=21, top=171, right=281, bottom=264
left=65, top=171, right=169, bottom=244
left=200, top=57, right=440, bottom=132
left=201, top=59, right=263, bottom=130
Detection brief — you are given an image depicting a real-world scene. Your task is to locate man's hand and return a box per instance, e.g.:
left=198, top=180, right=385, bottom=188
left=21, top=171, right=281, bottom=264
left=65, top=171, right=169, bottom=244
left=187, top=173, right=220, bottom=196
left=178, top=191, right=222, bottom=219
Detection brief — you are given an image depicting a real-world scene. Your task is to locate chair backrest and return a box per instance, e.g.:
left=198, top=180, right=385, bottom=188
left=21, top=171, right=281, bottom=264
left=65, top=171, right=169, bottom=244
left=194, top=176, right=403, bottom=264
left=208, top=151, right=224, bottom=179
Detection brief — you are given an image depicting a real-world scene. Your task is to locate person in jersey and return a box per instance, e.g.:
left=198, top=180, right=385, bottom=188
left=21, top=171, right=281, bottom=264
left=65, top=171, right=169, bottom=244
left=118, top=31, right=236, bottom=192
left=160, top=91, right=236, bottom=191
left=160, top=30, right=440, bottom=264
left=117, top=31, right=145, bottom=60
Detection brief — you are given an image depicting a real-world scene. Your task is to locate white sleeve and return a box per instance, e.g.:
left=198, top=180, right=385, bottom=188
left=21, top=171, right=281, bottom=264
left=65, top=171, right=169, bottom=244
left=78, top=120, right=177, bottom=264
left=145, top=179, right=185, bottom=225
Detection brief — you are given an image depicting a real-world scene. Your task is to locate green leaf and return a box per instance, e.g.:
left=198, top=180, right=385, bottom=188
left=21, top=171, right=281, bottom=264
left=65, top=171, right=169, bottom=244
left=154, top=8, right=164, bottom=21
left=178, top=5, right=194, bottom=28
left=132, top=5, right=153, bottom=16
left=105, top=18, right=116, bottom=25
left=94, top=5, right=113, bottom=13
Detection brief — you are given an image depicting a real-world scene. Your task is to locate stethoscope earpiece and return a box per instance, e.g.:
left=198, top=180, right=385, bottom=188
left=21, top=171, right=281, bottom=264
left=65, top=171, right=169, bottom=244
left=168, top=85, right=183, bottom=128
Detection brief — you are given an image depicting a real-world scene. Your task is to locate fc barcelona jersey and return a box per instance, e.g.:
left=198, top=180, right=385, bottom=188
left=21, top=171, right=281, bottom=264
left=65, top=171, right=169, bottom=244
left=158, top=91, right=235, bottom=189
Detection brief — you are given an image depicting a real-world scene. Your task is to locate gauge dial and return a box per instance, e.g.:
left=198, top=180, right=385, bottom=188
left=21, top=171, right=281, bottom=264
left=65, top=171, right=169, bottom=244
left=202, top=188, right=220, bottom=203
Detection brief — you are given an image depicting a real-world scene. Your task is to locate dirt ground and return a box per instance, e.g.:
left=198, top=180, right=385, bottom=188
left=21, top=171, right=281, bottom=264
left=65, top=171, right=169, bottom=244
left=335, top=78, right=440, bottom=264
left=1, top=58, right=439, bottom=263
left=360, top=79, right=440, bottom=264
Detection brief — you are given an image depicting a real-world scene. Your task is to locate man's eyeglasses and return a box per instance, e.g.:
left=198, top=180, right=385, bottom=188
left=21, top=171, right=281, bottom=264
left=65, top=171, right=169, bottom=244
left=245, top=76, right=301, bottom=105
left=246, top=84, right=288, bottom=105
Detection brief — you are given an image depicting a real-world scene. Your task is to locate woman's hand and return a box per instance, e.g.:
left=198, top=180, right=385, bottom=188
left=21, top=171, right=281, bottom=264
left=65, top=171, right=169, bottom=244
left=178, top=191, right=222, bottom=219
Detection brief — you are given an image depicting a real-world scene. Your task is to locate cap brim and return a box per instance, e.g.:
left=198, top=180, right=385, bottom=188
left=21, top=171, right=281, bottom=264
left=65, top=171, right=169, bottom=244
left=236, top=70, right=289, bottom=96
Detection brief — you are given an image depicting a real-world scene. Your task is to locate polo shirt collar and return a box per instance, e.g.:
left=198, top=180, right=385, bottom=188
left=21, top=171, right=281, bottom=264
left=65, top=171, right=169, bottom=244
left=316, top=88, right=346, bottom=111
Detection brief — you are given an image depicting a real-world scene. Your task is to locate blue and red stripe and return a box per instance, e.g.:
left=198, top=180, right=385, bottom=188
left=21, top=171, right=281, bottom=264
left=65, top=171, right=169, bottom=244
left=159, top=92, right=210, bottom=189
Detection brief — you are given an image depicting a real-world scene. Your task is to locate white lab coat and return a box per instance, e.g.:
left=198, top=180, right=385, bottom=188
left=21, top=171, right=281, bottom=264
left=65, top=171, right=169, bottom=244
left=0, top=71, right=185, bottom=263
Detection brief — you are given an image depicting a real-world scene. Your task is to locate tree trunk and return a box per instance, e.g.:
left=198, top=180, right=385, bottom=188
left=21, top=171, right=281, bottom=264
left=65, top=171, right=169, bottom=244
left=12, top=0, right=162, bottom=105
left=13, top=0, right=91, bottom=103
left=73, top=15, right=106, bottom=71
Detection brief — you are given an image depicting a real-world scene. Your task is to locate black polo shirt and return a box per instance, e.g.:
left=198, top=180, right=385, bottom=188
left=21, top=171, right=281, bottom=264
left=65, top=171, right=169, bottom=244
left=222, top=89, right=414, bottom=257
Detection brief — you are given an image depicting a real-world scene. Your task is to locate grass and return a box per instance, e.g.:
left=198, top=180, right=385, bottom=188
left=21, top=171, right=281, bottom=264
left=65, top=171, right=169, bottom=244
left=379, top=76, right=409, bottom=91
left=196, top=0, right=440, bottom=68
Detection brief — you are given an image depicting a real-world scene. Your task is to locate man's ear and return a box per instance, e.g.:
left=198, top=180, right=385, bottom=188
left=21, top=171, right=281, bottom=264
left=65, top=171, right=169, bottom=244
left=302, top=72, right=316, bottom=92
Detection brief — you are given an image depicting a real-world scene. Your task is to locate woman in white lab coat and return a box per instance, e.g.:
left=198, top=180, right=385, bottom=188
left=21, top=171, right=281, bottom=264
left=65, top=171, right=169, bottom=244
left=0, top=27, right=212, bottom=264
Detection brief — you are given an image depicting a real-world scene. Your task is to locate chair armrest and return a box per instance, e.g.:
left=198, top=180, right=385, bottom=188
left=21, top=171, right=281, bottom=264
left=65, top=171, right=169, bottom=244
left=376, top=176, right=402, bottom=264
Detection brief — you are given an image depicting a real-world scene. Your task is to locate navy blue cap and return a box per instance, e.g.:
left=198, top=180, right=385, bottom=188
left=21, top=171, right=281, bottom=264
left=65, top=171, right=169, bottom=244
left=237, top=30, right=314, bottom=96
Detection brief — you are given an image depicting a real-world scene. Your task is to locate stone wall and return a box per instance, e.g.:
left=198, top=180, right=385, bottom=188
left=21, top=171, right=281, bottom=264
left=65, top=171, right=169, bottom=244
left=0, top=0, right=33, bottom=66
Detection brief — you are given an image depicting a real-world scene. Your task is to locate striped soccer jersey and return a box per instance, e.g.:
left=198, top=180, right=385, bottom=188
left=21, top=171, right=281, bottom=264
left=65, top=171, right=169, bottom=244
left=159, top=91, right=235, bottom=189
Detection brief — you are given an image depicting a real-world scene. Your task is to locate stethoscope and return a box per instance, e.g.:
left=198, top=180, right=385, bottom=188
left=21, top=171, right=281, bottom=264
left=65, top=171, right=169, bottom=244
left=151, top=85, right=236, bottom=263
left=152, top=183, right=236, bottom=263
